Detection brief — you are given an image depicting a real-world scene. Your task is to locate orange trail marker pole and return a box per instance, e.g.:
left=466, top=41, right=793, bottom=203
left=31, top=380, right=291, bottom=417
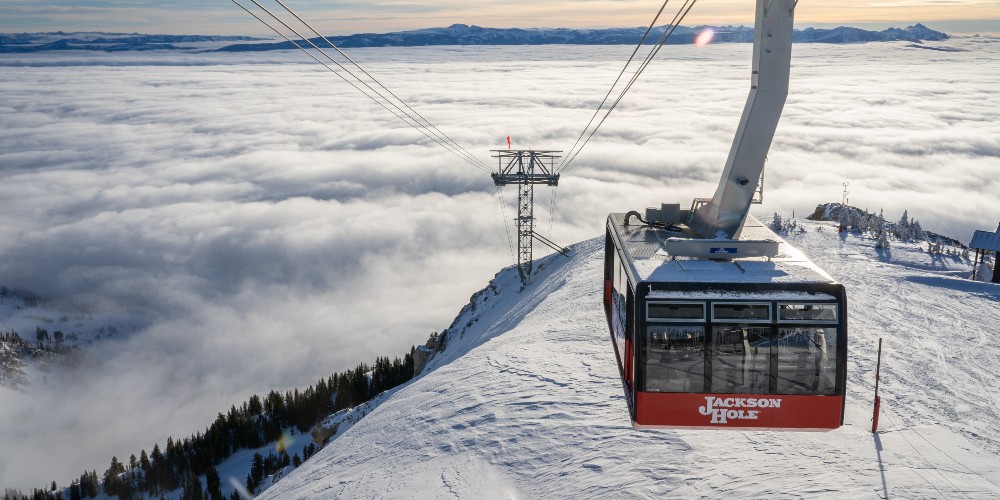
left=872, top=337, right=883, bottom=433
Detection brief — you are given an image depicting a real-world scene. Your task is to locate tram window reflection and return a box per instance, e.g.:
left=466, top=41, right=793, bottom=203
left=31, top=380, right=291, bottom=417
left=713, top=303, right=771, bottom=322
left=710, top=325, right=771, bottom=394
left=779, top=303, right=837, bottom=322
left=645, top=325, right=705, bottom=392
left=648, top=302, right=705, bottom=321
left=776, top=326, right=838, bottom=395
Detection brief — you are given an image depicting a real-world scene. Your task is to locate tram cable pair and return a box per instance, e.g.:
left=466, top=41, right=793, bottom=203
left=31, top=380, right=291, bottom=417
left=231, top=0, right=489, bottom=173
left=559, top=0, right=700, bottom=174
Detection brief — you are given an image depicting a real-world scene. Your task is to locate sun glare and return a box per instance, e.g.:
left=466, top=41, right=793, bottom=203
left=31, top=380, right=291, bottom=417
left=695, top=28, right=715, bottom=47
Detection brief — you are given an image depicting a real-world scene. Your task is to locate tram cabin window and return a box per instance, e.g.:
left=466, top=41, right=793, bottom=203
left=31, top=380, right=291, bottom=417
left=609, top=251, right=629, bottom=350
left=710, top=325, right=771, bottom=394
left=645, top=325, right=706, bottom=393
left=712, top=303, right=771, bottom=322
left=776, top=326, right=838, bottom=395
left=778, top=303, right=837, bottom=323
left=648, top=302, right=705, bottom=321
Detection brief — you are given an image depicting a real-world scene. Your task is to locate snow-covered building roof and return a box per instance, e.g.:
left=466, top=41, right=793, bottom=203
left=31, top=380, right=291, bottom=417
left=970, top=223, right=1000, bottom=252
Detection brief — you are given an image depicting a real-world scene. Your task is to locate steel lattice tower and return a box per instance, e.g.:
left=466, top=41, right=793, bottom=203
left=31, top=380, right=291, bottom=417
left=491, top=150, right=566, bottom=285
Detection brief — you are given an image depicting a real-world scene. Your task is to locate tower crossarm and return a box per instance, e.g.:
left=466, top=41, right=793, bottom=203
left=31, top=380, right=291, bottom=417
left=490, top=150, right=562, bottom=187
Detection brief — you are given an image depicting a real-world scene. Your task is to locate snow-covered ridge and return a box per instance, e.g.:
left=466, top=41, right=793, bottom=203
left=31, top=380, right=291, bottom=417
left=262, top=219, right=1000, bottom=498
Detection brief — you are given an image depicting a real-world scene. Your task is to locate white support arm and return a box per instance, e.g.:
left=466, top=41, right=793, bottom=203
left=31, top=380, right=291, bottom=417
left=691, top=0, right=795, bottom=239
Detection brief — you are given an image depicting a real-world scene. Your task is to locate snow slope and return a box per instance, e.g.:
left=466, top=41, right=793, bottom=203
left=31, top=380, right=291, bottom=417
left=262, top=220, right=1000, bottom=499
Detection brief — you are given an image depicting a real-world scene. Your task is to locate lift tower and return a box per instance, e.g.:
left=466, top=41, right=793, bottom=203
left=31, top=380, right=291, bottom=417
left=491, top=150, right=567, bottom=285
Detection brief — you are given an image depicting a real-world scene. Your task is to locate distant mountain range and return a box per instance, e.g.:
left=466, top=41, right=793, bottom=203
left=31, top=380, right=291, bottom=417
left=0, top=32, right=263, bottom=53
left=0, top=24, right=949, bottom=53
left=219, top=23, right=949, bottom=51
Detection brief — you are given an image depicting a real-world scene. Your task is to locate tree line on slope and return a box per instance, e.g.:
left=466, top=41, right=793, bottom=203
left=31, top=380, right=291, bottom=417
left=5, top=349, right=417, bottom=500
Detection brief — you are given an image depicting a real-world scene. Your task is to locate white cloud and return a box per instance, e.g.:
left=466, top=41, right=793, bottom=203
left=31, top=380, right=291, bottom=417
left=1, top=39, right=999, bottom=489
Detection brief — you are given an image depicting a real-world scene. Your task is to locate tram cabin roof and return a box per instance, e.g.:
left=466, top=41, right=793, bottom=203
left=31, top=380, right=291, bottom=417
left=608, top=213, right=839, bottom=290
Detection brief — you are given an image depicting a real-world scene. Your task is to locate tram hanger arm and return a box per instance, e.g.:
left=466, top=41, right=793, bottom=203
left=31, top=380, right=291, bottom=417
left=689, top=0, right=795, bottom=240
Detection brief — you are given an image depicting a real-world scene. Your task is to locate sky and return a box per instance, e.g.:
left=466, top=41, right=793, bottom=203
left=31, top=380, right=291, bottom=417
left=0, top=0, right=999, bottom=35
left=1, top=27, right=999, bottom=493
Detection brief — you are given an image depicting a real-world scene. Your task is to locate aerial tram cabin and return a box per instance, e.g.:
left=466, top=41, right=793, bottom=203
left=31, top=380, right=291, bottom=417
left=603, top=213, right=847, bottom=430
left=602, top=0, right=847, bottom=429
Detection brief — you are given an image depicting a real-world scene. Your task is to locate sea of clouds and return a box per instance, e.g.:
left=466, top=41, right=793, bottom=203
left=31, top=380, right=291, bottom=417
left=1, top=38, right=998, bottom=489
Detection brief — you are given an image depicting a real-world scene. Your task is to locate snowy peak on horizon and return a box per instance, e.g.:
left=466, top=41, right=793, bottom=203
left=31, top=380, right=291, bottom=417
left=260, top=219, right=1000, bottom=498
left=0, top=23, right=950, bottom=53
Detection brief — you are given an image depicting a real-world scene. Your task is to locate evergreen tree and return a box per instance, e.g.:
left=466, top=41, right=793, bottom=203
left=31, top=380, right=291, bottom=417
left=849, top=209, right=862, bottom=232
left=896, top=210, right=911, bottom=241
left=875, top=229, right=891, bottom=250
left=78, top=471, right=98, bottom=498
left=205, top=467, right=224, bottom=500
left=88, top=471, right=99, bottom=498
left=874, top=209, right=886, bottom=236
left=245, top=474, right=255, bottom=496
left=247, top=395, right=264, bottom=416
left=770, top=212, right=783, bottom=232
left=250, top=453, right=264, bottom=490
left=103, top=457, right=125, bottom=497
left=189, top=477, right=203, bottom=500
left=911, top=220, right=925, bottom=241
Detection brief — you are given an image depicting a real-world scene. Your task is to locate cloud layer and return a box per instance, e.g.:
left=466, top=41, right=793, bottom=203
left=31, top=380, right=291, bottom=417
left=1, top=39, right=999, bottom=489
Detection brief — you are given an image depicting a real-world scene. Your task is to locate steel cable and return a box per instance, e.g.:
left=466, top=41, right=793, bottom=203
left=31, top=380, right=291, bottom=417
left=559, top=0, right=698, bottom=174
left=270, top=0, right=490, bottom=171
left=557, top=0, right=673, bottom=171
left=233, top=0, right=489, bottom=173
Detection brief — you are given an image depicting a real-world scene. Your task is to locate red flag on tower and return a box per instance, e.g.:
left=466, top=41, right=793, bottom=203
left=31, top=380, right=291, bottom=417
left=506, top=135, right=511, bottom=149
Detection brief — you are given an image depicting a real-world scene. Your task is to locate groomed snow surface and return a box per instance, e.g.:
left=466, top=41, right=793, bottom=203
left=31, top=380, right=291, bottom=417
left=263, top=220, right=1000, bottom=499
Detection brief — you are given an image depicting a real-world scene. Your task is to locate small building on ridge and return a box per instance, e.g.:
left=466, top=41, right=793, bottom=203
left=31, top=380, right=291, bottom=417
left=969, top=223, right=1000, bottom=283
